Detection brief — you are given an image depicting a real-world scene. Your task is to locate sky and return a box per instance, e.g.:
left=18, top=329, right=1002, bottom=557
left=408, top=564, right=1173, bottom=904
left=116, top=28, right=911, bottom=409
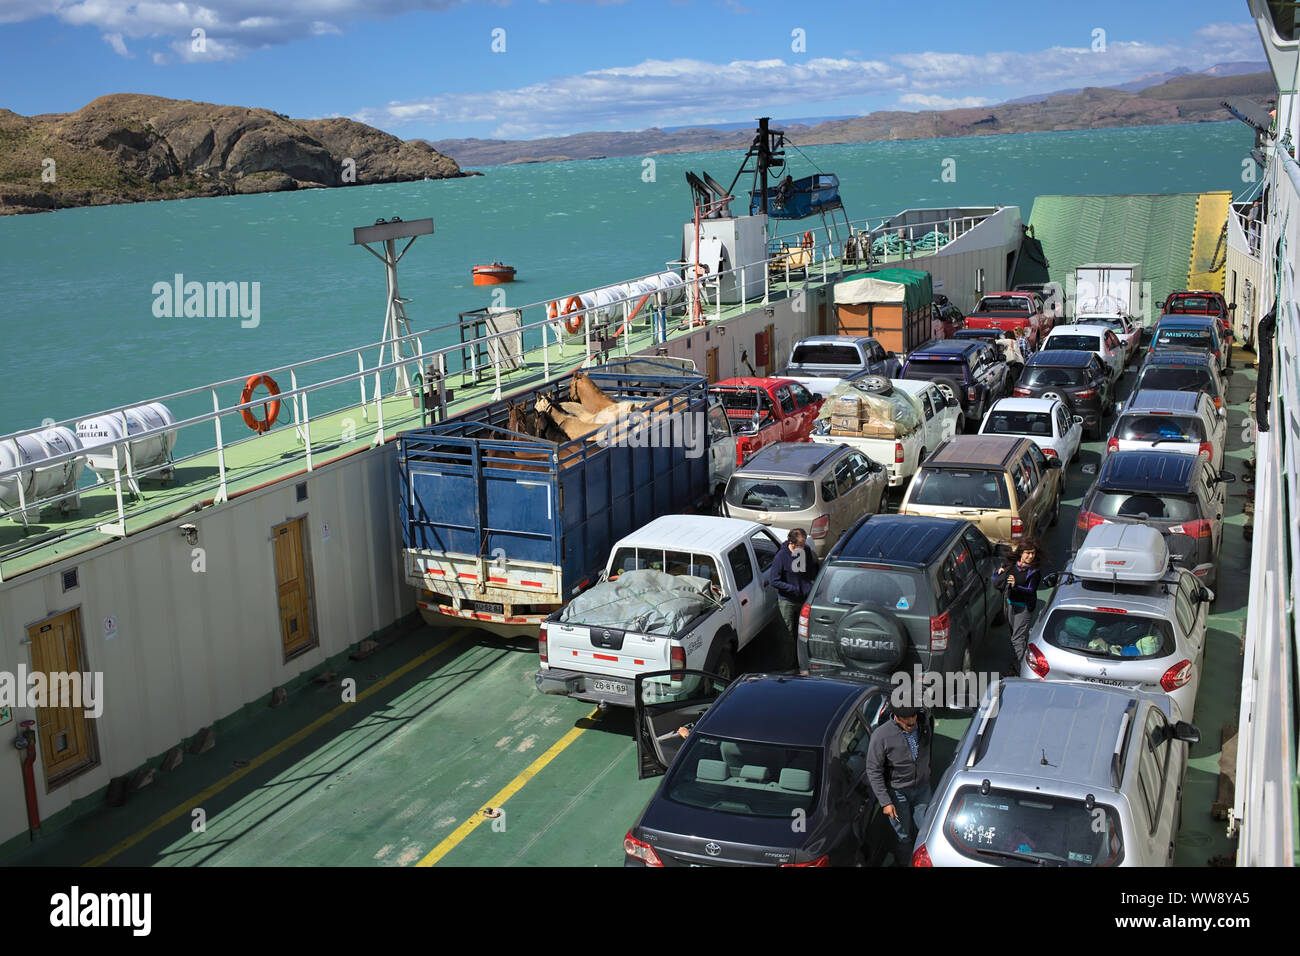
left=0, top=1, right=1267, bottom=141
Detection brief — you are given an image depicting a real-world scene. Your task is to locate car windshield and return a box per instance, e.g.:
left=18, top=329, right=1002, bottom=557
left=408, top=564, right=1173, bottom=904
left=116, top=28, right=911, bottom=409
left=1153, top=328, right=1213, bottom=350
left=976, top=296, right=1031, bottom=312
left=1022, top=366, right=1085, bottom=387
left=1040, top=608, right=1176, bottom=660
left=909, top=468, right=1010, bottom=508
left=1117, top=415, right=1205, bottom=443
left=725, top=477, right=815, bottom=512
left=1045, top=335, right=1100, bottom=352
left=1167, top=297, right=1223, bottom=315
left=665, top=734, right=822, bottom=819
left=1092, top=491, right=1199, bottom=522
left=984, top=410, right=1053, bottom=437
left=790, top=344, right=861, bottom=366
left=904, top=359, right=968, bottom=380
left=1136, top=367, right=1215, bottom=394
left=814, top=564, right=929, bottom=615
left=944, top=787, right=1124, bottom=866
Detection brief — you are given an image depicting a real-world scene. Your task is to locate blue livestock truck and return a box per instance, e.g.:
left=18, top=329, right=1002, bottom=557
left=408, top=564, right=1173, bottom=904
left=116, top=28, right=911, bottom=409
left=398, top=361, right=717, bottom=637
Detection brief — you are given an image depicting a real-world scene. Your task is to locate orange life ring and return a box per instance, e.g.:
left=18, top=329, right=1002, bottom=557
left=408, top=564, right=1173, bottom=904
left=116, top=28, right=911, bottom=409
left=240, top=373, right=281, bottom=433
left=801, top=231, right=814, bottom=249
left=548, top=296, right=584, bottom=334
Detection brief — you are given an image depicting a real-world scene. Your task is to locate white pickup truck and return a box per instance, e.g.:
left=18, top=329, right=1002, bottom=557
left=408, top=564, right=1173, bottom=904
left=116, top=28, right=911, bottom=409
left=810, top=378, right=962, bottom=490
left=534, top=515, right=782, bottom=707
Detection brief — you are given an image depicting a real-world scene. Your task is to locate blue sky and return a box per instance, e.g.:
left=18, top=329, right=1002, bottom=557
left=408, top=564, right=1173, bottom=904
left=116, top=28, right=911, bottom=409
left=0, top=1, right=1265, bottom=141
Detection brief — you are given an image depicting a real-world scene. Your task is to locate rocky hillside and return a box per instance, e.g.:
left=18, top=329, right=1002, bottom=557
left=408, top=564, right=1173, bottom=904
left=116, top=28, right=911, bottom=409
left=0, top=94, right=468, bottom=215
left=428, top=72, right=1276, bottom=167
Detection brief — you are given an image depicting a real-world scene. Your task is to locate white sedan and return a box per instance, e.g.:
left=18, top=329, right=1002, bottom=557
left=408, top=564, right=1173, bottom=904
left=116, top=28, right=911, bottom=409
left=1041, top=323, right=1127, bottom=383
left=979, top=397, right=1084, bottom=470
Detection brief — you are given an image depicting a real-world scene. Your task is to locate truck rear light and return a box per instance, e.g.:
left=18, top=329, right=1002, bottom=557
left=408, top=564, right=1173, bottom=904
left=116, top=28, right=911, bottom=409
left=670, top=645, right=686, bottom=672
left=798, top=602, right=810, bottom=641
left=1197, top=442, right=1213, bottom=459
left=1011, top=517, right=1023, bottom=538
left=538, top=624, right=548, bottom=663
left=1160, top=660, right=1193, bottom=692
left=780, top=855, right=829, bottom=867
left=1075, top=388, right=1096, bottom=399
left=1013, top=386, right=1032, bottom=396
left=895, top=441, right=904, bottom=464
left=1076, top=510, right=1105, bottom=532
left=911, top=844, right=933, bottom=867
left=930, top=611, right=950, bottom=651
left=624, top=831, right=664, bottom=867
left=810, top=515, right=829, bottom=540
left=1025, top=643, right=1049, bottom=678
left=1106, top=437, right=1119, bottom=453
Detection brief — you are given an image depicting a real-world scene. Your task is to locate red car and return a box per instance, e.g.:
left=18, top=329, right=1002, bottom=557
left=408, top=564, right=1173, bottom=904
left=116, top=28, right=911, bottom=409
left=1163, top=291, right=1234, bottom=359
left=964, top=292, right=1052, bottom=348
left=709, top=377, right=824, bottom=466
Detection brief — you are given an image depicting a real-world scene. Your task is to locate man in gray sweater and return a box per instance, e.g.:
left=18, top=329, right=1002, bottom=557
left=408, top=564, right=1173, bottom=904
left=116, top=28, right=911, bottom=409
left=865, top=704, right=932, bottom=866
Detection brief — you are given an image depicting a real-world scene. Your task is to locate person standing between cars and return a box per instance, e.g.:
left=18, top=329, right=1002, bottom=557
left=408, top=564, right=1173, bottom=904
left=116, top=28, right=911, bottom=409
left=770, top=528, right=819, bottom=666
left=865, top=704, right=931, bottom=866
left=994, top=540, right=1043, bottom=675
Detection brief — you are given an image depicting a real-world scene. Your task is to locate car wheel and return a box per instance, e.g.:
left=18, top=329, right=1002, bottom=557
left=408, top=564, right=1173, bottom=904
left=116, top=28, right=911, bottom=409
left=714, top=647, right=736, bottom=682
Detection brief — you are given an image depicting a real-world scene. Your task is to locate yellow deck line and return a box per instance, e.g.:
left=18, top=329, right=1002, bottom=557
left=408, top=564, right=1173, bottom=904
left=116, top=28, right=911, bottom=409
left=417, top=707, right=602, bottom=867
left=84, top=629, right=467, bottom=867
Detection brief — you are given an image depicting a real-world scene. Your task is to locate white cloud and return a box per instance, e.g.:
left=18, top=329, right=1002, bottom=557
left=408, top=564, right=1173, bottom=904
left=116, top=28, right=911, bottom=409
left=898, top=93, right=992, bottom=110
left=102, top=30, right=131, bottom=57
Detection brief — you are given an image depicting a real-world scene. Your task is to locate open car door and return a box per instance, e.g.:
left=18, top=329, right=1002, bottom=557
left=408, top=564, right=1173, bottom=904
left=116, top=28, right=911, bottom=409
left=634, top=670, right=730, bottom=779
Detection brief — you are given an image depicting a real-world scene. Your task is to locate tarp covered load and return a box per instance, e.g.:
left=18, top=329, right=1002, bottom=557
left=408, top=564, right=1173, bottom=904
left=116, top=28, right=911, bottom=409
left=834, top=268, right=933, bottom=313
left=558, top=569, right=717, bottom=634
left=815, top=378, right=922, bottom=438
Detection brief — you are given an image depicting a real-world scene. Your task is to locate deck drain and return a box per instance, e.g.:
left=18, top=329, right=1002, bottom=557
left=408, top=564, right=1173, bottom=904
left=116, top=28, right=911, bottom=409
left=367, top=673, right=380, bottom=681
left=232, top=759, right=249, bottom=768
left=481, top=807, right=502, bottom=819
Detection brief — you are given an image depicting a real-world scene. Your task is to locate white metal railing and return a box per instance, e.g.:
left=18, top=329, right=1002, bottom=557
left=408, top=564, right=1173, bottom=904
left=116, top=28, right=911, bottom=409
left=770, top=209, right=996, bottom=263
left=1233, top=149, right=1300, bottom=866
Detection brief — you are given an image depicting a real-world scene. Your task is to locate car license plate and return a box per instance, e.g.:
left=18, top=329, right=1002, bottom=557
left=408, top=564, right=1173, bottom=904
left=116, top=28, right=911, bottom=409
left=472, top=601, right=504, bottom=614
left=592, top=679, right=627, bottom=696
left=1084, top=676, right=1133, bottom=687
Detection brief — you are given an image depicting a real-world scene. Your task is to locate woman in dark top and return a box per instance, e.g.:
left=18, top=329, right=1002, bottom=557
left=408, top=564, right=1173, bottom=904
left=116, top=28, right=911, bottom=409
left=994, top=540, right=1043, bottom=676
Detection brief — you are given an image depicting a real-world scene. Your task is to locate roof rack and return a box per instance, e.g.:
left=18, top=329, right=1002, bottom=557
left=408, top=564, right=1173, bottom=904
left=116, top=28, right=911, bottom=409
left=965, top=683, right=1003, bottom=768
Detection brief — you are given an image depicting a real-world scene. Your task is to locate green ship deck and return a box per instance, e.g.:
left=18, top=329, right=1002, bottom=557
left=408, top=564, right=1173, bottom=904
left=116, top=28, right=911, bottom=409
left=5, top=348, right=1254, bottom=868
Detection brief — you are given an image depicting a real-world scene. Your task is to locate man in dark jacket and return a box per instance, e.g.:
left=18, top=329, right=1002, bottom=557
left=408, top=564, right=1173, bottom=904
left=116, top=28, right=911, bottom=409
left=865, top=704, right=932, bottom=866
left=769, top=528, right=819, bottom=666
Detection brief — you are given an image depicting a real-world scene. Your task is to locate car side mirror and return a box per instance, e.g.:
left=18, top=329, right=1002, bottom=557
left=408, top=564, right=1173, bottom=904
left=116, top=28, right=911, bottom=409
left=947, top=396, right=960, bottom=408
left=1218, top=471, right=1237, bottom=484
left=1223, top=367, right=1235, bottom=377
left=1041, top=571, right=1061, bottom=588
left=1073, top=415, right=1084, bottom=425
left=1229, top=303, right=1237, bottom=311
left=1170, top=720, right=1201, bottom=744
left=1044, top=457, right=1062, bottom=469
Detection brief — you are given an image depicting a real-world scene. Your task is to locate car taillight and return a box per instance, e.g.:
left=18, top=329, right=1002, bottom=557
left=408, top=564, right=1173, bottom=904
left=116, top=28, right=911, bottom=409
left=736, top=438, right=749, bottom=467
left=1042, top=447, right=1058, bottom=459
left=1161, top=660, right=1193, bottom=692
left=1011, top=517, right=1023, bottom=538
left=967, top=386, right=977, bottom=401
left=1076, top=510, right=1106, bottom=532
left=1026, top=643, right=1049, bottom=678
left=798, top=602, right=810, bottom=641
left=624, top=831, right=663, bottom=867
left=810, top=515, right=829, bottom=540
left=1213, top=395, right=1221, bottom=409
left=538, top=624, right=548, bottom=663
left=895, top=441, right=904, bottom=464
left=1213, top=349, right=1220, bottom=360
left=912, top=844, right=933, bottom=867
left=1197, top=442, right=1213, bottom=459
left=930, top=611, right=950, bottom=651
left=1106, top=437, right=1119, bottom=453
left=1075, top=388, right=1096, bottom=399
left=1012, top=386, right=1032, bottom=396
left=1169, top=519, right=1213, bottom=539
left=780, top=855, right=829, bottom=867
left=1095, top=607, right=1128, bottom=614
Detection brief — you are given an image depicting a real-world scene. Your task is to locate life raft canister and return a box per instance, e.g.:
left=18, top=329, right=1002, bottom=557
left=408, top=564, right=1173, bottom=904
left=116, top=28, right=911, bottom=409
left=240, top=373, right=281, bottom=433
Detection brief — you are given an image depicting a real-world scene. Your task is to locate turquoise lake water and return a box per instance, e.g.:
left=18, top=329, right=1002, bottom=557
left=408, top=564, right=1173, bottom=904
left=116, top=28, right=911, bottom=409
left=0, top=121, right=1255, bottom=441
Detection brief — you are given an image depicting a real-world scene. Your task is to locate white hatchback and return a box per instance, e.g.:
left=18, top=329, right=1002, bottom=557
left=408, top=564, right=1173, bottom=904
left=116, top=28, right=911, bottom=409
left=979, top=397, right=1083, bottom=471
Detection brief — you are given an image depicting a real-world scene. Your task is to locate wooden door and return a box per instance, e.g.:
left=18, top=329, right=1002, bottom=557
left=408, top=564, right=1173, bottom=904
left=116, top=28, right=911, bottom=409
left=705, top=347, right=719, bottom=383
left=27, top=609, right=97, bottom=788
left=273, top=518, right=316, bottom=659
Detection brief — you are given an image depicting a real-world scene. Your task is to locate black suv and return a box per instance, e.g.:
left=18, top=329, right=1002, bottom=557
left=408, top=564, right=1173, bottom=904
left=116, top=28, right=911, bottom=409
left=1012, top=349, right=1111, bottom=438
left=900, top=340, right=1009, bottom=429
left=798, top=514, right=1008, bottom=689
left=1074, top=449, right=1236, bottom=587
left=626, top=672, right=892, bottom=866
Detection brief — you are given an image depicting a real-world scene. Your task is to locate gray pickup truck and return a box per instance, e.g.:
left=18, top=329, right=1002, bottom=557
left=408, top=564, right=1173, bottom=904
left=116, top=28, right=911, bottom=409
left=781, top=335, right=903, bottom=399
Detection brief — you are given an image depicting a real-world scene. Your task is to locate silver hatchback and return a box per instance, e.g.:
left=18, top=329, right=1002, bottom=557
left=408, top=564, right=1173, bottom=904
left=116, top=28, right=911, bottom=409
left=1023, top=524, right=1212, bottom=721
left=914, top=678, right=1200, bottom=867
left=722, top=442, right=887, bottom=555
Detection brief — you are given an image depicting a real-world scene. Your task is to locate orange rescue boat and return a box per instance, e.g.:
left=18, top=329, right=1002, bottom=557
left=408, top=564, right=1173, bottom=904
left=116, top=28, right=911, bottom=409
left=472, top=262, right=516, bottom=285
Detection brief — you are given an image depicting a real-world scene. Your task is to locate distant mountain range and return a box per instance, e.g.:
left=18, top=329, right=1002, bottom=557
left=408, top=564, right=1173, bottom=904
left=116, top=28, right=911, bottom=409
left=1000, top=60, right=1269, bottom=104
left=428, top=65, right=1276, bottom=168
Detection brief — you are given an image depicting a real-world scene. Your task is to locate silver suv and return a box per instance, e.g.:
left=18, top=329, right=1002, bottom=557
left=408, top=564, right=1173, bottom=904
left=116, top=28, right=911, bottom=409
left=914, top=678, right=1200, bottom=867
left=1022, top=523, right=1212, bottom=721
left=722, top=442, right=887, bottom=554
